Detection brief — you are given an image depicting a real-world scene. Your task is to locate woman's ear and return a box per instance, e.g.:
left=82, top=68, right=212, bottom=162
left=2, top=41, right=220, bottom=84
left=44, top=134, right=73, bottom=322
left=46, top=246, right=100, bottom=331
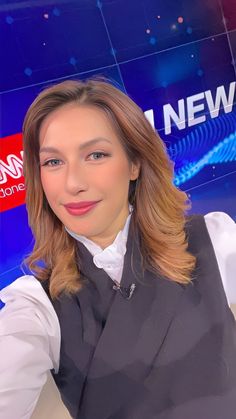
left=130, top=160, right=141, bottom=181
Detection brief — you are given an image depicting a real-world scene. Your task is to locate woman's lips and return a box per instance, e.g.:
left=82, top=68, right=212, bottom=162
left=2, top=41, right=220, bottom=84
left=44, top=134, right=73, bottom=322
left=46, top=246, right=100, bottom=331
left=64, top=201, right=100, bottom=216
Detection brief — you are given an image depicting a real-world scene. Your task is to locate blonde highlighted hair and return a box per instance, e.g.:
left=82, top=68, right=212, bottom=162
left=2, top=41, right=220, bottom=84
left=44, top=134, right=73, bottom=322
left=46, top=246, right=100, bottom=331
left=23, top=78, right=195, bottom=299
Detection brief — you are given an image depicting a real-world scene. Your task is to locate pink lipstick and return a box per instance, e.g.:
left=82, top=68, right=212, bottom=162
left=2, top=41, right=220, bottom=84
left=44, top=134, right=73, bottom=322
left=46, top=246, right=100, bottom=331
left=64, top=200, right=100, bottom=216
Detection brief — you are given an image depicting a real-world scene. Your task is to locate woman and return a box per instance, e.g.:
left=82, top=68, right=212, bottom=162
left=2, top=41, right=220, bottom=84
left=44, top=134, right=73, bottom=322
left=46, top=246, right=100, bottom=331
left=0, top=78, right=236, bottom=419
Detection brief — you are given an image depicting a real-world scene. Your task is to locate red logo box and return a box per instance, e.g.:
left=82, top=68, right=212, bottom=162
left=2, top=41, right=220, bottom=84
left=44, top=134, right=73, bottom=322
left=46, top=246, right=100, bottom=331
left=0, top=133, right=25, bottom=212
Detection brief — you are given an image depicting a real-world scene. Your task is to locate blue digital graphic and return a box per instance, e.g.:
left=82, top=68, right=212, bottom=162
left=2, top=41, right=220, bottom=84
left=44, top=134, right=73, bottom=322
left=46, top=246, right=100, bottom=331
left=169, top=111, right=236, bottom=185
left=174, top=131, right=236, bottom=186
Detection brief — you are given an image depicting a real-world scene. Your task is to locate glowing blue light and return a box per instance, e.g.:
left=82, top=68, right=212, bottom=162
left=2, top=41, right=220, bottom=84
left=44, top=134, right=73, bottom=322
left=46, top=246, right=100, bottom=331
left=149, top=36, right=157, bottom=45
left=197, top=69, right=204, bottom=77
left=53, top=7, right=61, bottom=16
left=24, top=67, right=32, bottom=76
left=69, top=57, right=77, bottom=66
left=169, top=111, right=236, bottom=167
left=110, top=48, right=116, bottom=56
left=6, top=15, right=14, bottom=24
left=174, top=131, right=236, bottom=186
left=161, top=81, right=168, bottom=88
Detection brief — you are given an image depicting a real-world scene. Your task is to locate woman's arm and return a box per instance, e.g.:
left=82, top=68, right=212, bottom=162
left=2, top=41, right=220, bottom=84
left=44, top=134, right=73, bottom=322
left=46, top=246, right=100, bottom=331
left=204, top=211, right=236, bottom=306
left=0, top=275, right=60, bottom=419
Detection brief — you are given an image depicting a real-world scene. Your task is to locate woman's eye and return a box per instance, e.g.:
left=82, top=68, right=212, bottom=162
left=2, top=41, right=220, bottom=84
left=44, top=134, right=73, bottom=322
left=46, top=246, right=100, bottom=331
left=42, top=159, right=62, bottom=167
left=88, top=152, right=109, bottom=160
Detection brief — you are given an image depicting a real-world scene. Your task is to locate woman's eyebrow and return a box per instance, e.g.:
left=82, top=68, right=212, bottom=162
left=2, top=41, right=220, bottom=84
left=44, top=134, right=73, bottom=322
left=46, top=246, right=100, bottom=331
left=39, top=137, right=112, bottom=154
left=79, top=137, right=112, bottom=150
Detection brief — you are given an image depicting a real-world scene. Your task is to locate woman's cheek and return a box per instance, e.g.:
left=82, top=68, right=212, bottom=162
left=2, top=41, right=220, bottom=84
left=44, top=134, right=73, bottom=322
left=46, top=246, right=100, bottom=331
left=41, top=175, right=59, bottom=202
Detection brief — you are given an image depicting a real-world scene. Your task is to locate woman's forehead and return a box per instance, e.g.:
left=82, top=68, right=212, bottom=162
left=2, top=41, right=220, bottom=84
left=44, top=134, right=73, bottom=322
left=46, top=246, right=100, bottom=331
left=39, top=104, right=117, bottom=146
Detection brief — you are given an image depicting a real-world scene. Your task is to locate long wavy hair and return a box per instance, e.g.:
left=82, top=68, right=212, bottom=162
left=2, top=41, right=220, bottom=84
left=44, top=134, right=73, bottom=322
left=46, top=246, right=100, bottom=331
left=22, top=78, right=195, bottom=299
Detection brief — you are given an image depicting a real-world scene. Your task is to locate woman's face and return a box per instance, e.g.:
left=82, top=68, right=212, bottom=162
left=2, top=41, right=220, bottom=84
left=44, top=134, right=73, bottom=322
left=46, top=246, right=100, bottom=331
left=39, top=103, right=140, bottom=248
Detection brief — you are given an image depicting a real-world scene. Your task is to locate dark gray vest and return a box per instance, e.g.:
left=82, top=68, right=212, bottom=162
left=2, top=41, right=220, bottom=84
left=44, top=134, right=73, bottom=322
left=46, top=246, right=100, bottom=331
left=41, top=215, right=236, bottom=419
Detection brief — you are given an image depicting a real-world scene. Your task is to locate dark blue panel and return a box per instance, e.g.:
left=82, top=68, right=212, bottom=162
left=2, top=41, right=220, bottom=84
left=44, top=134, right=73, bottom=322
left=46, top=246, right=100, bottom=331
left=0, top=204, right=33, bottom=274
left=102, top=0, right=224, bottom=62
left=0, top=64, right=124, bottom=137
left=1, top=0, right=115, bottom=92
left=188, top=171, right=236, bottom=221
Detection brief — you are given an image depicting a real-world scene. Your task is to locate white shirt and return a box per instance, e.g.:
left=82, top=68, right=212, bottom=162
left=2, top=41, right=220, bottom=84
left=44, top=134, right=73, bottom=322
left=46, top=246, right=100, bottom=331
left=0, top=212, right=236, bottom=419
left=66, top=208, right=132, bottom=284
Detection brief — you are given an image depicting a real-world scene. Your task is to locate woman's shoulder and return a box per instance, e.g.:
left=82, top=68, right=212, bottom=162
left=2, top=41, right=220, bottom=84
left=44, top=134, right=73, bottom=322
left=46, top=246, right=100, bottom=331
left=0, top=275, right=51, bottom=310
left=0, top=277, right=61, bottom=418
left=0, top=274, right=59, bottom=327
left=202, top=211, right=236, bottom=258
left=187, top=212, right=236, bottom=305
left=0, top=274, right=61, bottom=373
left=185, top=211, right=235, bottom=240
left=204, top=211, right=236, bottom=235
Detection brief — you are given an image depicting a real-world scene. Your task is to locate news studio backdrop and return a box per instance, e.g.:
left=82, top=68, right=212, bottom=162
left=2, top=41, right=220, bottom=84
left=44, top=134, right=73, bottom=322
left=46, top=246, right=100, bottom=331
left=0, top=0, right=236, bottom=287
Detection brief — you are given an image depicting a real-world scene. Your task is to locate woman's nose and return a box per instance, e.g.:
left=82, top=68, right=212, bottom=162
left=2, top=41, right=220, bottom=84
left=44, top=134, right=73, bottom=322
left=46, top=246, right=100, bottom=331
left=64, top=163, right=89, bottom=194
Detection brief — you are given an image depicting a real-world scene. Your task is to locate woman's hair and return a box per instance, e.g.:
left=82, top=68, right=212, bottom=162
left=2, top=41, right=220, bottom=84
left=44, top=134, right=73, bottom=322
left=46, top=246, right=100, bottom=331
left=23, top=77, right=196, bottom=299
